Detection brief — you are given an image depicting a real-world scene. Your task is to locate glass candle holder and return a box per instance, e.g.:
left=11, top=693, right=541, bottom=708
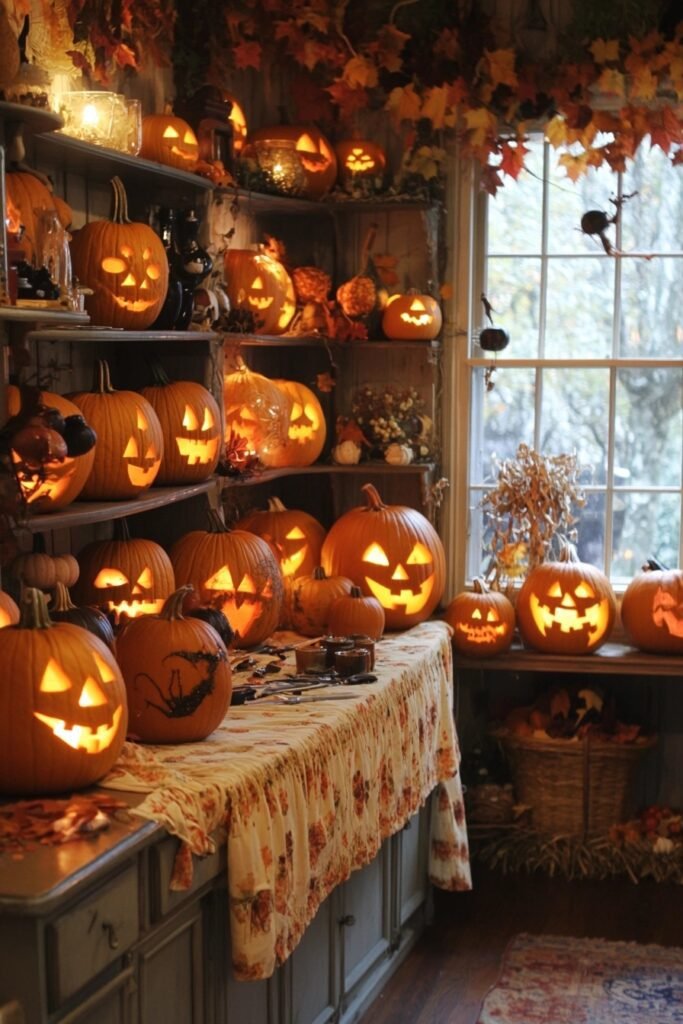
left=57, top=91, right=119, bottom=146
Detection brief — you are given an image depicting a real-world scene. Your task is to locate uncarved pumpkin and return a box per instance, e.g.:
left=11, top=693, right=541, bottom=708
left=321, top=483, right=446, bottom=630
left=327, top=585, right=385, bottom=639
left=224, top=249, right=296, bottom=335
left=116, top=586, right=232, bottom=743
left=290, top=567, right=354, bottom=638
left=621, top=565, right=683, bottom=654
left=140, top=368, right=221, bottom=484
left=50, top=581, right=116, bottom=651
left=0, top=589, right=127, bottom=796
left=444, top=577, right=515, bottom=657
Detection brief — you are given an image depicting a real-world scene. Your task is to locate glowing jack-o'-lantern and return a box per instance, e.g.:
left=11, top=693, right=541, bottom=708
left=321, top=483, right=446, bottom=630
left=445, top=578, right=516, bottom=657
left=0, top=589, right=20, bottom=629
left=382, top=291, right=443, bottom=341
left=0, top=589, right=127, bottom=796
left=141, top=370, right=221, bottom=484
left=335, top=139, right=386, bottom=188
left=5, top=386, right=96, bottom=512
left=70, top=176, right=169, bottom=330
left=75, top=523, right=175, bottom=625
left=516, top=543, right=616, bottom=654
left=140, top=112, right=199, bottom=170
left=621, top=565, right=683, bottom=654
left=224, top=249, right=296, bottom=335
left=69, top=361, right=163, bottom=500
left=245, top=125, right=337, bottom=199
left=223, top=362, right=291, bottom=464
left=170, top=512, right=284, bottom=648
left=260, top=379, right=327, bottom=468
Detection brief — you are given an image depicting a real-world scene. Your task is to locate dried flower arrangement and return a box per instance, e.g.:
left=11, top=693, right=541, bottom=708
left=481, top=443, right=586, bottom=587
left=349, top=384, right=434, bottom=461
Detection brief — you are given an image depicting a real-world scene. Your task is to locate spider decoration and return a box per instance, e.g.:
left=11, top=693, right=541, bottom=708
left=580, top=192, right=643, bottom=257
left=479, top=293, right=510, bottom=392
left=135, top=648, right=227, bottom=719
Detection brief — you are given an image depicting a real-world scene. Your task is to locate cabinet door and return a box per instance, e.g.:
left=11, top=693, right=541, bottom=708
left=339, top=843, right=391, bottom=1004
left=136, top=903, right=206, bottom=1024
left=287, top=888, right=338, bottom=1024
left=225, top=972, right=278, bottom=1024
left=56, top=962, right=136, bottom=1024
left=397, top=803, right=430, bottom=927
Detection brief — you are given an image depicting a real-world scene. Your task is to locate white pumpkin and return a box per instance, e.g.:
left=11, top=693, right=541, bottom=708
left=332, top=440, right=362, bottom=465
left=385, top=443, right=413, bottom=465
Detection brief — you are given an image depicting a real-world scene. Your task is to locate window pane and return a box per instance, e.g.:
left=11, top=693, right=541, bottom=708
left=484, top=257, right=540, bottom=357
left=540, top=368, right=610, bottom=485
left=574, top=491, right=606, bottom=571
left=612, top=492, right=681, bottom=583
left=622, top=143, right=683, bottom=256
left=620, top=257, right=683, bottom=358
left=545, top=259, right=615, bottom=358
left=473, top=367, right=536, bottom=483
left=547, top=162, right=617, bottom=255
left=488, top=140, right=544, bottom=254
left=615, top=368, right=683, bottom=487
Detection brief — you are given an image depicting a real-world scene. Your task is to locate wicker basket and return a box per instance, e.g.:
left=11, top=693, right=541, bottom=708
left=494, top=730, right=657, bottom=838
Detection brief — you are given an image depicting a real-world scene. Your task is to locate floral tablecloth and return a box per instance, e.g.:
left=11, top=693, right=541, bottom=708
left=101, top=620, right=471, bottom=980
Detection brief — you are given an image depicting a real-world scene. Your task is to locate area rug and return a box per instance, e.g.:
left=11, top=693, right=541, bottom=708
left=477, top=932, right=683, bottom=1023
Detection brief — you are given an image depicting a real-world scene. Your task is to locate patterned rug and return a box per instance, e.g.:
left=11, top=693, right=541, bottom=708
left=477, top=933, right=683, bottom=1023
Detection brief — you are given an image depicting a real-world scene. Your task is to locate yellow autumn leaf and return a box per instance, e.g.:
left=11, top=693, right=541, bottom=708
left=558, top=151, right=591, bottom=182
left=385, top=84, right=422, bottom=122
left=342, top=55, right=378, bottom=90
left=485, top=48, right=518, bottom=88
left=463, top=107, right=497, bottom=147
left=544, top=115, right=568, bottom=148
left=595, top=68, right=625, bottom=97
left=590, top=38, right=620, bottom=64
left=420, top=85, right=452, bottom=130
left=629, top=66, right=658, bottom=101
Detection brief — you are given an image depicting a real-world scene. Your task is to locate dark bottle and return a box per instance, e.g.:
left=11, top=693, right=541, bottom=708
left=175, top=208, right=213, bottom=330
left=147, top=206, right=184, bottom=330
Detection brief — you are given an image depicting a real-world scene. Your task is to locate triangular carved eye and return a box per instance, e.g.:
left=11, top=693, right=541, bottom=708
left=472, top=609, right=482, bottom=620
left=206, top=566, right=235, bottom=590
left=183, top=405, right=200, bottom=430
left=123, top=437, right=139, bottom=458
left=296, top=133, right=317, bottom=154
left=136, top=567, right=153, bottom=588
left=548, top=582, right=562, bottom=598
left=251, top=276, right=264, bottom=290
left=406, top=543, right=432, bottom=565
left=163, top=126, right=180, bottom=139
left=92, top=650, right=117, bottom=683
left=575, top=581, right=595, bottom=599
left=237, top=574, right=257, bottom=594
left=363, top=542, right=389, bottom=566
left=183, top=131, right=197, bottom=145
left=137, top=409, right=148, bottom=430
left=410, top=299, right=426, bottom=311
left=94, top=569, right=129, bottom=588
left=201, top=408, right=215, bottom=431
left=40, top=658, right=72, bottom=692
left=79, top=677, right=107, bottom=707
left=286, top=527, right=306, bottom=539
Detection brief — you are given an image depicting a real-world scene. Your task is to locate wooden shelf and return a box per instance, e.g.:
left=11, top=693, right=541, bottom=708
left=26, top=480, right=217, bottom=532
left=224, top=332, right=441, bottom=351
left=453, top=641, right=683, bottom=677
left=219, top=461, right=436, bottom=488
left=0, top=101, right=62, bottom=136
left=0, top=307, right=89, bottom=326
left=25, top=327, right=220, bottom=344
left=217, top=186, right=438, bottom=216
left=33, top=133, right=213, bottom=193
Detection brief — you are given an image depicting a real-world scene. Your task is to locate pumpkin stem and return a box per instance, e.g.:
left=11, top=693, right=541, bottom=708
left=359, top=224, right=377, bottom=275
left=557, top=537, right=579, bottom=562
left=267, top=496, right=288, bottom=513
left=148, top=360, right=172, bottom=388
left=113, top=518, right=132, bottom=542
left=19, top=587, right=53, bottom=629
left=349, top=585, right=363, bottom=598
left=94, top=359, right=116, bottom=394
left=472, top=577, right=489, bottom=595
left=206, top=508, right=229, bottom=534
left=159, top=585, right=194, bottom=620
left=110, top=176, right=131, bottom=225
left=361, top=482, right=386, bottom=511
left=312, top=567, right=327, bottom=580
left=52, top=581, right=77, bottom=613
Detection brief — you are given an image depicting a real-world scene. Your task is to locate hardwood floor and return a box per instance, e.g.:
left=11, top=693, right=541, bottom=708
left=359, top=864, right=683, bottom=1024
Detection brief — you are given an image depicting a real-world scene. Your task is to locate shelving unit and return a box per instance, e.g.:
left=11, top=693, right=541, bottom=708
left=454, top=641, right=683, bottom=678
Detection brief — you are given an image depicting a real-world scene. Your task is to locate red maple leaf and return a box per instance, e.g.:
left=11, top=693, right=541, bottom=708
left=499, top=139, right=529, bottom=180
left=233, top=40, right=261, bottom=70
left=479, top=163, right=503, bottom=196
left=326, top=79, right=369, bottom=119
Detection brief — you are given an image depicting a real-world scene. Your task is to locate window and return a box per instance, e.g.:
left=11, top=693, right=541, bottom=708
left=466, top=137, right=683, bottom=586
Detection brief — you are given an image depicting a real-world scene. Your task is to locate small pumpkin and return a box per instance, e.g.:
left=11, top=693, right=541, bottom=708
left=335, top=138, right=386, bottom=188
left=444, top=578, right=515, bottom=657
left=224, top=249, right=296, bottom=335
left=261, top=379, right=327, bottom=468
left=332, top=440, right=362, bottom=465
left=140, top=366, right=221, bottom=485
left=382, top=291, right=443, bottom=341
left=69, top=361, right=164, bottom=500
left=516, top=541, right=616, bottom=654
left=140, top=111, right=199, bottom=170
left=49, top=581, right=116, bottom=651
left=290, top=567, right=354, bottom=638
left=8, top=550, right=57, bottom=590
left=116, top=586, right=232, bottom=743
left=70, top=176, right=169, bottom=330
left=52, top=554, right=80, bottom=589
left=621, top=565, right=683, bottom=654
left=336, top=275, right=376, bottom=318
left=384, top=443, right=413, bottom=466
left=327, top=585, right=385, bottom=640
left=0, top=589, right=127, bottom=796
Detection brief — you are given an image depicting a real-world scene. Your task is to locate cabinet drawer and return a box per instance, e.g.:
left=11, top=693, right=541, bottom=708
left=47, top=866, right=139, bottom=1007
left=149, top=836, right=223, bottom=920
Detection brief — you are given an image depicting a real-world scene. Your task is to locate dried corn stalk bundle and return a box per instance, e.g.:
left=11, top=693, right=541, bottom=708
left=481, top=443, right=586, bottom=587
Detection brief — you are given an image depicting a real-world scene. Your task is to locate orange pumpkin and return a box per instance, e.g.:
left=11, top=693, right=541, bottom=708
left=0, top=589, right=127, bottom=796
left=444, top=578, right=515, bottom=656
left=245, top=125, right=337, bottom=199
left=170, top=512, right=284, bottom=649
left=140, top=112, right=199, bottom=170
left=69, top=361, right=164, bottom=500
left=116, top=586, right=232, bottom=743
left=5, top=171, right=63, bottom=265
left=327, top=585, right=385, bottom=640
left=140, top=369, right=221, bottom=484
left=290, top=567, right=354, bottom=637
left=261, top=379, right=326, bottom=468
left=516, top=543, right=616, bottom=654
left=236, top=497, right=326, bottom=582
left=382, top=291, right=443, bottom=341
left=335, top=138, right=386, bottom=188
left=321, top=483, right=446, bottom=630
left=0, top=588, right=20, bottom=629
left=223, top=362, right=291, bottom=464
left=224, top=249, right=296, bottom=335
left=49, top=582, right=116, bottom=651
left=5, top=386, right=96, bottom=513
left=621, top=565, right=683, bottom=654
left=70, top=176, right=169, bottom=329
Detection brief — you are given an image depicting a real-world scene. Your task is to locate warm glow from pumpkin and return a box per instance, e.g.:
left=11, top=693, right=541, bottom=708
left=0, top=608, right=14, bottom=628
left=34, top=657, right=124, bottom=753
left=363, top=542, right=390, bottom=566
left=652, top=587, right=683, bottom=637
left=280, top=527, right=307, bottom=576
left=163, top=126, right=179, bottom=138
left=456, top=608, right=509, bottom=646
left=345, top=148, right=377, bottom=172
left=204, top=567, right=273, bottom=636
left=176, top=402, right=219, bottom=464
left=401, top=299, right=432, bottom=326
left=528, top=581, right=611, bottom=641
left=93, top=565, right=165, bottom=620
left=361, top=541, right=435, bottom=615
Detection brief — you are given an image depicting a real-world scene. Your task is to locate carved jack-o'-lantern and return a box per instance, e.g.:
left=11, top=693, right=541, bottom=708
left=621, top=565, right=683, bottom=654
left=445, top=578, right=516, bottom=657
left=382, top=291, right=443, bottom=341
left=69, top=361, right=163, bottom=500
left=140, top=369, right=221, bottom=484
left=0, top=589, right=128, bottom=796
left=223, top=362, right=291, bottom=464
left=70, top=177, right=169, bottom=330
left=170, top=512, right=284, bottom=648
left=5, top=386, right=96, bottom=512
left=224, top=249, right=296, bottom=335
left=260, top=379, right=326, bottom=468
left=0, top=589, right=20, bottom=629
left=245, top=125, right=337, bottom=199
left=335, top=139, right=386, bottom=188
left=516, top=543, right=616, bottom=654
left=140, top=112, right=199, bottom=170
left=75, top=523, right=175, bottom=624
left=321, top=483, right=446, bottom=630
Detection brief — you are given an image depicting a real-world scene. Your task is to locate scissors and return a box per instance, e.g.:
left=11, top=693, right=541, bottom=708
left=269, top=692, right=360, bottom=705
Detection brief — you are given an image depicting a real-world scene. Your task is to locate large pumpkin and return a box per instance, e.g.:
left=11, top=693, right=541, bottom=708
left=0, top=589, right=127, bottom=796
left=75, top=522, right=175, bottom=625
left=140, top=112, right=199, bottom=170
left=245, top=125, right=337, bottom=199
left=224, top=249, right=296, bottom=335
left=5, top=385, right=96, bottom=512
left=140, top=367, right=221, bottom=484
left=444, top=577, right=515, bottom=657
left=261, top=379, right=326, bottom=468
left=382, top=291, right=443, bottom=341
left=5, top=171, right=68, bottom=266
left=116, top=586, right=232, bottom=743
left=170, top=511, right=284, bottom=648
left=321, top=483, right=446, bottom=630
left=516, top=542, right=616, bottom=654
left=70, top=176, right=169, bottom=329
left=223, top=362, right=291, bottom=464
left=621, top=565, right=683, bottom=654
left=69, top=361, right=163, bottom=500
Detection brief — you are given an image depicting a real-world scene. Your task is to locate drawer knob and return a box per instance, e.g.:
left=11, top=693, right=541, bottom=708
left=338, top=914, right=356, bottom=928
left=102, top=921, right=120, bottom=950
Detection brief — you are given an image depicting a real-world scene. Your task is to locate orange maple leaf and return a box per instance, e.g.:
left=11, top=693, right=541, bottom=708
left=595, top=68, right=625, bottom=96
left=463, top=106, right=497, bottom=147
left=485, top=49, right=518, bottom=88
left=499, top=140, right=529, bottom=180
left=326, top=79, right=369, bottom=119
left=342, top=55, right=378, bottom=89
left=544, top=115, right=568, bottom=148
left=558, top=150, right=594, bottom=182
left=376, top=24, right=410, bottom=73
left=233, top=40, right=261, bottom=71
left=421, top=84, right=457, bottom=130
left=590, top=38, right=620, bottom=64
left=385, top=83, right=422, bottom=123
left=316, top=372, right=336, bottom=394
left=629, top=65, right=658, bottom=101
